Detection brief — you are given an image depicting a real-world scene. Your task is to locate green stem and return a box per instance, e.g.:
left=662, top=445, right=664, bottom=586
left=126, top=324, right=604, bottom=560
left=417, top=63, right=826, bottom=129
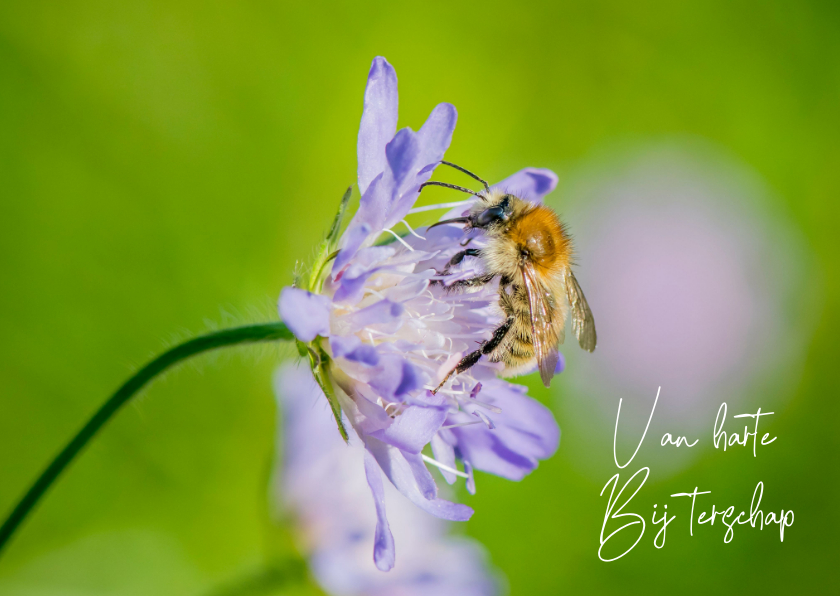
left=0, top=322, right=293, bottom=559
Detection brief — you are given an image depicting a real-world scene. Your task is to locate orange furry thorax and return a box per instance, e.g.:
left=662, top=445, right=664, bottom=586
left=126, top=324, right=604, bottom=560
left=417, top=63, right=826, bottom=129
left=508, top=205, right=570, bottom=272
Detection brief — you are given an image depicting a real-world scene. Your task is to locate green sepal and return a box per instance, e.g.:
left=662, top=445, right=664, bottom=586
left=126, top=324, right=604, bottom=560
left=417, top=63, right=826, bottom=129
left=307, top=186, right=352, bottom=293
left=327, top=186, right=352, bottom=247
left=288, top=187, right=354, bottom=442
left=307, top=338, right=349, bottom=442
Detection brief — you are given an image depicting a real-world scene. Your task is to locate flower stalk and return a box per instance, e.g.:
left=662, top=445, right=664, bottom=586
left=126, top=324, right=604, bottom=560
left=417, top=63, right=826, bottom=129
left=0, top=321, right=293, bottom=559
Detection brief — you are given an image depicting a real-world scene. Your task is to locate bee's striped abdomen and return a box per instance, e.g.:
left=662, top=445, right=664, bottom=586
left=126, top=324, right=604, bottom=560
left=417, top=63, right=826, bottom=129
left=489, top=283, right=539, bottom=374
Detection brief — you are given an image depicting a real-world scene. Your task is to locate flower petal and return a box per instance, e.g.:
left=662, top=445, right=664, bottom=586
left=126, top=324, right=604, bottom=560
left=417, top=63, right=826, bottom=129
left=464, top=459, right=476, bottom=495
left=364, top=448, right=396, bottom=571
left=346, top=385, right=393, bottom=435
left=493, top=167, right=558, bottom=204
left=416, top=103, right=458, bottom=170
left=452, top=381, right=560, bottom=480
left=386, top=103, right=458, bottom=228
left=365, top=437, right=473, bottom=521
left=386, top=128, right=421, bottom=189
left=358, top=57, right=398, bottom=196
left=394, top=359, right=422, bottom=396
left=344, top=299, right=404, bottom=330
left=404, top=450, right=439, bottom=499
left=330, top=335, right=380, bottom=366
left=343, top=102, right=457, bottom=261
left=370, top=403, right=447, bottom=454
left=367, top=355, right=426, bottom=401
left=430, top=434, right=458, bottom=485
left=333, top=176, right=394, bottom=277
left=332, top=245, right=399, bottom=304
left=333, top=221, right=373, bottom=275
left=278, top=287, right=331, bottom=342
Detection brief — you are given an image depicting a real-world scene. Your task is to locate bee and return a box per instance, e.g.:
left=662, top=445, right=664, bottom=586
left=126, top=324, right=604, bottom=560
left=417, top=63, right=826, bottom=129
left=421, top=161, right=596, bottom=393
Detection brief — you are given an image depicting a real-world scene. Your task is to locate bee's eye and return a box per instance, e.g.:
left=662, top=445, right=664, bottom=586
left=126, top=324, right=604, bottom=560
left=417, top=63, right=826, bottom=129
left=477, top=205, right=506, bottom=227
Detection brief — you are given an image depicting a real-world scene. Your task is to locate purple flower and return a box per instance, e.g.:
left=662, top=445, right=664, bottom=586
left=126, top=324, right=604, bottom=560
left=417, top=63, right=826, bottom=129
left=278, top=56, right=560, bottom=570
left=274, top=363, right=500, bottom=595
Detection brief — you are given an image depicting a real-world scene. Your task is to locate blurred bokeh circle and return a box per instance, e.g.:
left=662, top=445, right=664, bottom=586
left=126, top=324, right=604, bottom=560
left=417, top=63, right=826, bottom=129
left=551, top=141, right=818, bottom=478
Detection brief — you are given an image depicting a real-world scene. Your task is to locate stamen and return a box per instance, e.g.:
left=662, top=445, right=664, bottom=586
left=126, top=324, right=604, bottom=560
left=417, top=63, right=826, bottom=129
left=441, top=420, right=484, bottom=429
left=421, top=454, right=469, bottom=478
left=474, top=410, right=496, bottom=429
left=414, top=295, right=437, bottom=307
left=384, top=402, right=403, bottom=416
left=440, top=388, right=470, bottom=396
left=400, top=219, right=426, bottom=240
left=441, top=333, right=485, bottom=339
left=472, top=400, right=502, bottom=414
left=424, top=385, right=464, bottom=399
left=407, top=200, right=475, bottom=215
left=383, top=228, right=414, bottom=251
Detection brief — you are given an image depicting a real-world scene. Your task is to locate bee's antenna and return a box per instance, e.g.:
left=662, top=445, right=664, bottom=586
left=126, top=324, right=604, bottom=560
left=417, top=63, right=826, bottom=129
left=419, top=181, right=485, bottom=198
left=439, top=161, right=490, bottom=193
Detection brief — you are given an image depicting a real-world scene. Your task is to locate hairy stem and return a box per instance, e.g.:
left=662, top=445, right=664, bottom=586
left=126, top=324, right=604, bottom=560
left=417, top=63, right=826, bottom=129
left=0, top=322, right=293, bottom=559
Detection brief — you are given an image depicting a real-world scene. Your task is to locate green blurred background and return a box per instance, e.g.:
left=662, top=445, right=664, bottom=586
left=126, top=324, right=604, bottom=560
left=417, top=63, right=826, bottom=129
left=1, top=0, right=838, bottom=594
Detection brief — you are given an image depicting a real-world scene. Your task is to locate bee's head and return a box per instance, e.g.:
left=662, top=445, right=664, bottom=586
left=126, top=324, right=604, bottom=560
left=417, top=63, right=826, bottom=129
left=419, top=162, right=524, bottom=232
left=428, top=192, right=516, bottom=232
left=471, top=193, right=513, bottom=229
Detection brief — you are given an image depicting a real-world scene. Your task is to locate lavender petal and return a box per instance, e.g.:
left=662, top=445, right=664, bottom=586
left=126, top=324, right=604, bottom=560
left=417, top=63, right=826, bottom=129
left=404, top=450, right=440, bottom=499
left=330, top=335, right=380, bottom=366
left=364, top=449, right=396, bottom=571
left=386, top=103, right=458, bottom=228
left=367, top=356, right=427, bottom=402
left=394, top=359, right=422, bottom=396
left=344, top=299, right=405, bottom=330
left=278, top=287, right=331, bottom=342
left=464, top=459, right=476, bottom=495
left=370, top=403, right=447, bottom=453
left=358, top=57, right=398, bottom=196
left=365, top=437, right=473, bottom=521
left=430, top=433, right=458, bottom=484
left=493, top=167, right=558, bottom=204
left=452, top=381, right=560, bottom=480
left=386, top=128, right=421, bottom=189
left=333, top=220, right=373, bottom=274
left=416, top=103, right=458, bottom=169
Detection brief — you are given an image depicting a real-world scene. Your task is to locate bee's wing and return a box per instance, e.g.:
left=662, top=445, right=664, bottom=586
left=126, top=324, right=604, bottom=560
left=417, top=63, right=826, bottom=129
left=564, top=267, right=597, bottom=352
left=521, top=260, right=560, bottom=387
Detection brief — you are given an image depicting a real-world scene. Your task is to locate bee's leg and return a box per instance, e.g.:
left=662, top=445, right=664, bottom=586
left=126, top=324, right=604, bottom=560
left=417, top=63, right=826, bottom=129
left=431, top=249, right=483, bottom=278
left=432, top=316, right=515, bottom=394
left=447, top=248, right=481, bottom=268
left=430, top=273, right=496, bottom=289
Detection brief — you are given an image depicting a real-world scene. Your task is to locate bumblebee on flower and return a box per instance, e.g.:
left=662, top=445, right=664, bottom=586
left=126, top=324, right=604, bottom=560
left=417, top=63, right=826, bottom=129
left=279, top=56, right=593, bottom=571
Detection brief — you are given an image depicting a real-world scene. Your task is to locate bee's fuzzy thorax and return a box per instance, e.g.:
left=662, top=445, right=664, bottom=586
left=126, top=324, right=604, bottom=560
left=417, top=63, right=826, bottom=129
left=509, top=205, right=571, bottom=273
left=477, top=194, right=572, bottom=279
